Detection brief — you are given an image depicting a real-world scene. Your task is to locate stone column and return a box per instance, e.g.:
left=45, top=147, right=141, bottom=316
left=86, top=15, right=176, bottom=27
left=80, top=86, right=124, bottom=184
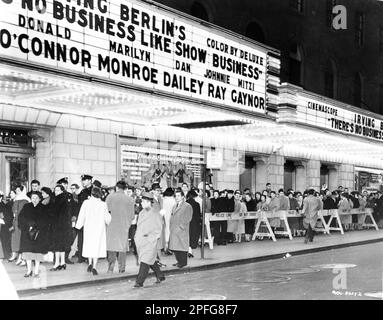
left=31, top=128, right=54, bottom=187
left=328, top=165, right=339, bottom=191
left=254, top=156, right=268, bottom=192
left=294, top=161, right=307, bottom=192
left=306, top=159, right=321, bottom=190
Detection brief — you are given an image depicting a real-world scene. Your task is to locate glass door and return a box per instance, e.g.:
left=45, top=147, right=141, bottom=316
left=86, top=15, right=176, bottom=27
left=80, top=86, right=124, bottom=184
left=1, top=154, right=31, bottom=196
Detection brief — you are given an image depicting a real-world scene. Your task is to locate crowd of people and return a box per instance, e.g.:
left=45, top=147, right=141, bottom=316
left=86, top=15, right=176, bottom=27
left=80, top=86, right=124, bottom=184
left=0, top=176, right=382, bottom=287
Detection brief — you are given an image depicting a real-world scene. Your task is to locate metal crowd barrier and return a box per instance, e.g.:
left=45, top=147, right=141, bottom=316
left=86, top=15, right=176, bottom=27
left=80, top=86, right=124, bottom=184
left=204, top=208, right=378, bottom=249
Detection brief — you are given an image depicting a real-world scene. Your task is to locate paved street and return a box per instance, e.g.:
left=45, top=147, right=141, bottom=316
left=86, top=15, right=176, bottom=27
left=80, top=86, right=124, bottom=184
left=22, top=242, right=383, bottom=300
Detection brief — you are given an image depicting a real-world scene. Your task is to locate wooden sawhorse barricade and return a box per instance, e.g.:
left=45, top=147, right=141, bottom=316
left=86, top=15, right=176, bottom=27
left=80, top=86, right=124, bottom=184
left=319, top=208, right=379, bottom=234
left=204, top=212, right=258, bottom=249
left=204, top=208, right=379, bottom=249
left=252, top=210, right=306, bottom=241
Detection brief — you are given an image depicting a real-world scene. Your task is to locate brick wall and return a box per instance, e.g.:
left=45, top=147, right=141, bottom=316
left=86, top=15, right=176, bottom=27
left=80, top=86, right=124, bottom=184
left=51, top=127, right=117, bottom=187
left=214, top=148, right=240, bottom=190
left=339, top=164, right=355, bottom=190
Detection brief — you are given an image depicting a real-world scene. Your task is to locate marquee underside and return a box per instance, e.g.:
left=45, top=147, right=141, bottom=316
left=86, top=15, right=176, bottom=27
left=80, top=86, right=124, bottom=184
left=0, top=63, right=382, bottom=170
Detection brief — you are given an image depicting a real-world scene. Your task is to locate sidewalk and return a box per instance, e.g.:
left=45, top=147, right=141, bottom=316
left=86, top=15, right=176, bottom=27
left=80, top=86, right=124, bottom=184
left=2, top=229, right=382, bottom=296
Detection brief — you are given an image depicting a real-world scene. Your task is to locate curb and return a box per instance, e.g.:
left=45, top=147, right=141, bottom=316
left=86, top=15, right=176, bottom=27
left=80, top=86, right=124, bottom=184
left=18, top=236, right=383, bottom=297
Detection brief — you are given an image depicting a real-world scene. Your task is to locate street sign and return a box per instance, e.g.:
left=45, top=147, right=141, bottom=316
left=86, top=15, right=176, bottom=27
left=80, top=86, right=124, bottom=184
left=206, top=150, right=223, bottom=169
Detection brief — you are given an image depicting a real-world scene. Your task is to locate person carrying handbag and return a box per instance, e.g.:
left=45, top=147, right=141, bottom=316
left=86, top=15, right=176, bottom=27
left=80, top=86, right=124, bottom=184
left=18, top=192, right=50, bottom=277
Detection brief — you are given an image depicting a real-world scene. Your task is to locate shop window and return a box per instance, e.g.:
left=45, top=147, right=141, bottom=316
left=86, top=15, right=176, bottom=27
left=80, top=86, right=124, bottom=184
left=245, top=22, right=266, bottom=44
left=324, top=59, right=337, bottom=99
left=353, top=73, right=362, bottom=108
left=120, top=136, right=204, bottom=189
left=289, top=44, right=303, bottom=86
left=355, top=12, right=365, bottom=47
left=190, top=2, right=210, bottom=22
left=356, top=171, right=383, bottom=192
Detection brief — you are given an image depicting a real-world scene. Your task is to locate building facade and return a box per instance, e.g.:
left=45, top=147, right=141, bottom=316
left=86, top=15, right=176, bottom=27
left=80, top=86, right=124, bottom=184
left=0, top=0, right=382, bottom=197
left=155, top=0, right=383, bottom=114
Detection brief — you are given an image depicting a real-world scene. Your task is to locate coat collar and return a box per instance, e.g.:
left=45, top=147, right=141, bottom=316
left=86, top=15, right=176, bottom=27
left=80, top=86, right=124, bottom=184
left=174, top=200, right=185, bottom=212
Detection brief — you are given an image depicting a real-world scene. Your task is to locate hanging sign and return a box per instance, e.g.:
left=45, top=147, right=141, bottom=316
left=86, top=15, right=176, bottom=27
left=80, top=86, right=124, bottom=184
left=0, top=0, right=273, bottom=114
left=206, top=150, right=223, bottom=169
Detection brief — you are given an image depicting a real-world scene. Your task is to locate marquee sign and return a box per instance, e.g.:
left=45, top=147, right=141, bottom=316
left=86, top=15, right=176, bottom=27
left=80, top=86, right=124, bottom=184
left=0, top=0, right=271, bottom=114
left=0, top=128, right=29, bottom=147
left=296, top=95, right=383, bottom=142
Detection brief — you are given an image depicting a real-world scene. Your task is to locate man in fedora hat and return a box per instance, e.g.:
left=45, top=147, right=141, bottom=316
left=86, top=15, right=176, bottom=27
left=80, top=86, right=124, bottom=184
left=151, top=183, right=163, bottom=211
left=76, top=174, right=93, bottom=263
left=134, top=192, right=165, bottom=288
left=169, top=188, right=192, bottom=268
left=106, top=180, right=135, bottom=274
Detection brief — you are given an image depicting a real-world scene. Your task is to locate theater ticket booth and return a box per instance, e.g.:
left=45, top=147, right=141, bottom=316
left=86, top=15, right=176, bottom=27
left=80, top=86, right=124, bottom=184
left=0, top=128, right=34, bottom=196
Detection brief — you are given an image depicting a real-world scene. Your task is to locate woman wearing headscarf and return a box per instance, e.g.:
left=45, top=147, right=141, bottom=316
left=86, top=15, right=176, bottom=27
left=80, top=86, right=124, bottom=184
left=75, top=187, right=111, bottom=275
left=18, top=192, right=50, bottom=277
left=12, top=185, right=30, bottom=266
left=50, top=185, right=72, bottom=271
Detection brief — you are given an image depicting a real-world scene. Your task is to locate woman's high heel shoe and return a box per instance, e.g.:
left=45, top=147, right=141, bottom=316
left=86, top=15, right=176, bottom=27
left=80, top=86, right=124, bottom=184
left=24, top=271, right=33, bottom=278
left=188, top=253, right=194, bottom=258
left=50, top=266, right=60, bottom=271
left=58, top=264, right=66, bottom=270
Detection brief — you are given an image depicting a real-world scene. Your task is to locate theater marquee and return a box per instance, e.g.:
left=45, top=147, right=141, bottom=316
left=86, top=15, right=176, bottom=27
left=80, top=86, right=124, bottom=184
left=0, top=0, right=274, bottom=114
left=296, top=95, right=383, bottom=142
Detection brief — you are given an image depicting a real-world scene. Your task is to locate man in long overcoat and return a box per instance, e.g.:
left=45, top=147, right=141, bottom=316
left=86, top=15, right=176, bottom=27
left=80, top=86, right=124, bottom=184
left=106, top=181, right=135, bottom=273
left=151, top=183, right=165, bottom=253
left=169, top=189, right=192, bottom=268
left=302, top=189, right=322, bottom=243
left=134, top=192, right=165, bottom=288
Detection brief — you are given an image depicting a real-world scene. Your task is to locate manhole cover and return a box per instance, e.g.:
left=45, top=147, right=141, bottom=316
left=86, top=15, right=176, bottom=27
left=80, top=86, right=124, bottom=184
left=236, top=275, right=291, bottom=284
left=364, top=292, right=383, bottom=299
left=310, top=264, right=357, bottom=269
left=272, top=268, right=320, bottom=275
left=188, top=294, right=227, bottom=300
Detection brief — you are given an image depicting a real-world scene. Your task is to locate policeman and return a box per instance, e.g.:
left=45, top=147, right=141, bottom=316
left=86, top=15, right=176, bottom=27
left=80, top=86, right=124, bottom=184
left=78, top=175, right=93, bottom=205
left=76, top=174, right=93, bottom=263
